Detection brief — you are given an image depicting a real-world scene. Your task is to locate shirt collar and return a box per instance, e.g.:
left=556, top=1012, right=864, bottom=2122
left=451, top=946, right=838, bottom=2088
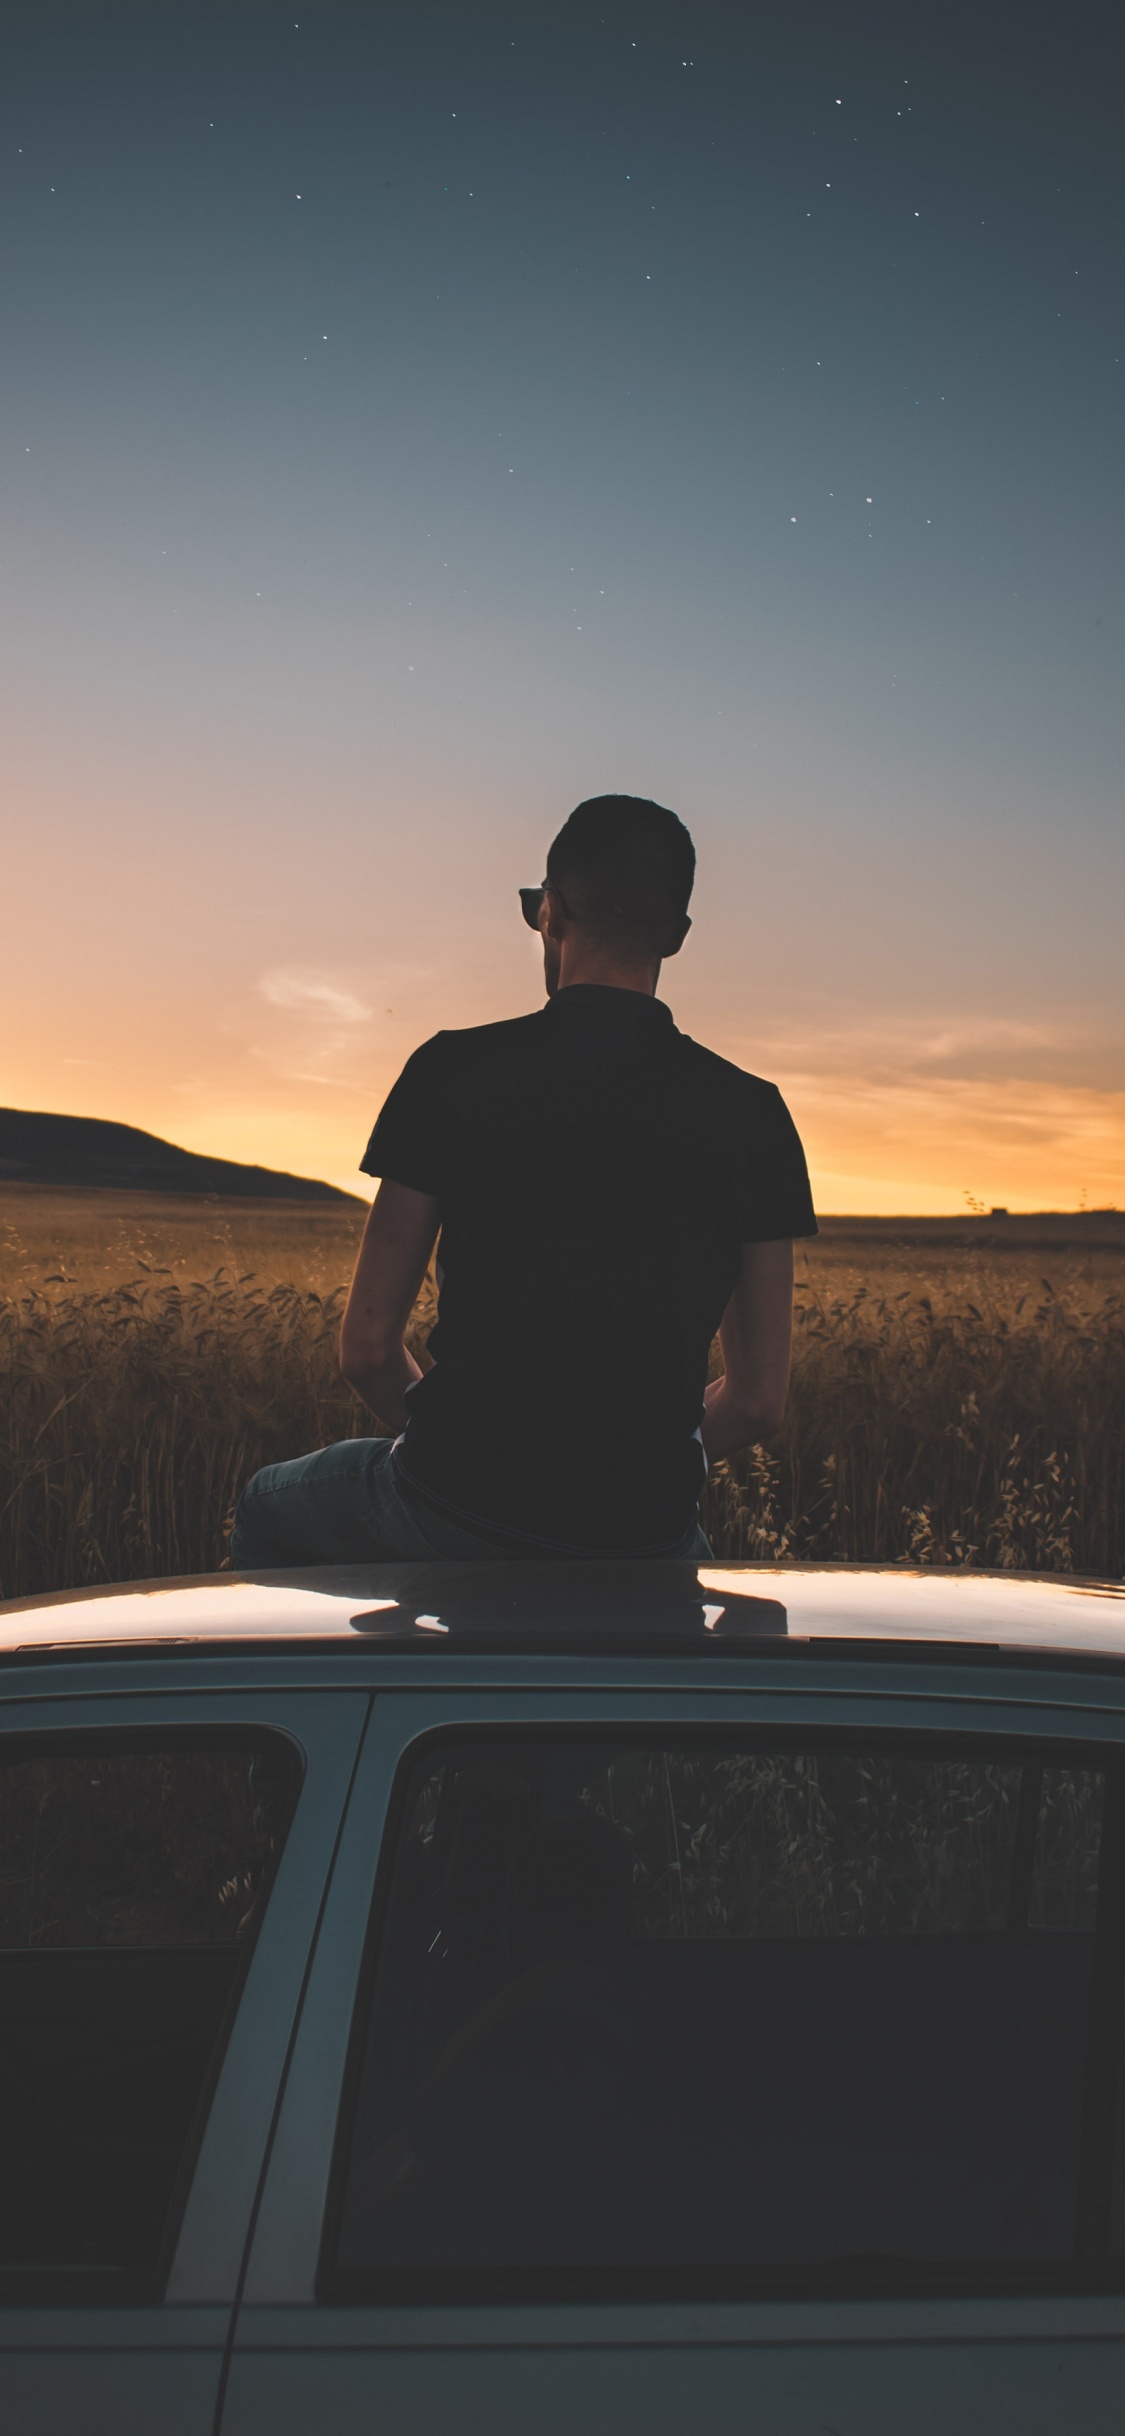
left=541, top=984, right=675, bottom=1030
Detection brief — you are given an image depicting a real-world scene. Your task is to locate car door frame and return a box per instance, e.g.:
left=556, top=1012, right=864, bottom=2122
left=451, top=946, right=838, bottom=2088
left=0, top=1681, right=371, bottom=2436
left=224, top=1676, right=1125, bottom=2435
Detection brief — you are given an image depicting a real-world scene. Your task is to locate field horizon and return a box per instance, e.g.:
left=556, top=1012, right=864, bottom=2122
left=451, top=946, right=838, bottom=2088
left=4, top=1185, right=1123, bottom=1338
left=2, top=1183, right=1122, bottom=1604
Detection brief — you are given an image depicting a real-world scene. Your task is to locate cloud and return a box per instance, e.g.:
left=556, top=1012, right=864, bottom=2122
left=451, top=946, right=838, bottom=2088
left=250, top=967, right=378, bottom=1091
left=910, top=1018, right=1069, bottom=1066
left=709, top=999, right=1125, bottom=1208
left=723, top=999, right=1125, bottom=1102
left=287, top=1072, right=374, bottom=1093
left=783, top=1071, right=1125, bottom=1214
left=259, top=971, right=371, bottom=1025
left=738, top=1010, right=1084, bottom=1079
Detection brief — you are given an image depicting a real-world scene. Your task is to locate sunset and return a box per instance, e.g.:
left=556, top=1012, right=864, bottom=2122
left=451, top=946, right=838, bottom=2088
left=3, top=12, right=1125, bottom=2412
left=4, top=1, right=1121, bottom=1210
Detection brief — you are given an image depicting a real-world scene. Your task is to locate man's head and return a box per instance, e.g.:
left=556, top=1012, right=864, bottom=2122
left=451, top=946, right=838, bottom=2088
left=524, top=794, right=695, bottom=997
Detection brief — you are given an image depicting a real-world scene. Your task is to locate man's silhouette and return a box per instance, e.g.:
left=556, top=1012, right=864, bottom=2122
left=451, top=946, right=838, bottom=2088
left=231, top=796, right=816, bottom=1565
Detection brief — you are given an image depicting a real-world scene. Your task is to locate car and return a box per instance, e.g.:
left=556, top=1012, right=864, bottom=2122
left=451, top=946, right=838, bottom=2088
left=2, top=1557, right=1125, bottom=2435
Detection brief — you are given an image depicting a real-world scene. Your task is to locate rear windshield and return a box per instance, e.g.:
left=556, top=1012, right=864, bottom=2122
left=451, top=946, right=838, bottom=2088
left=326, top=1732, right=1123, bottom=2302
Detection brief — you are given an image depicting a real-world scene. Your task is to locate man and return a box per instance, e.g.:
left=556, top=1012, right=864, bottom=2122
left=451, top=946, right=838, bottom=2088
left=231, top=794, right=816, bottom=1566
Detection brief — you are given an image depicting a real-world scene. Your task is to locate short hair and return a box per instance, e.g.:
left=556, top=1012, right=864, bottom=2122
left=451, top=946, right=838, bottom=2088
left=545, top=794, right=695, bottom=956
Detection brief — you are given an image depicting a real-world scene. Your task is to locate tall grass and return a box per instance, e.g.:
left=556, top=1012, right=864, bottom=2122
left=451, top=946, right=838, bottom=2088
left=0, top=1269, right=1122, bottom=1601
left=706, top=1280, right=1125, bottom=1576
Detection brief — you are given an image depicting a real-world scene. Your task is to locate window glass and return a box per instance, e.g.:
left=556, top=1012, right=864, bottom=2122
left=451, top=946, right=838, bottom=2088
left=0, top=1737, right=299, bottom=2296
left=329, top=1735, right=1113, bottom=2301
left=1029, top=1766, right=1103, bottom=1930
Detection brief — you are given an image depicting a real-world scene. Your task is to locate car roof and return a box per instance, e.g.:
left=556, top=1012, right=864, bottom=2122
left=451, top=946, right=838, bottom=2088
left=2, top=1561, right=1125, bottom=1665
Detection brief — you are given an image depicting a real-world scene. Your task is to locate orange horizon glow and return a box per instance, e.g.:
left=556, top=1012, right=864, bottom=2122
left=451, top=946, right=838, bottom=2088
left=6, top=986, right=1122, bottom=1219
left=6, top=751, right=1123, bottom=1221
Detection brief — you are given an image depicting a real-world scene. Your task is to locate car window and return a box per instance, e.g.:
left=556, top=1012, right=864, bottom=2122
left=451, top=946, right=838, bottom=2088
left=0, top=1733, right=300, bottom=2301
left=325, top=1733, right=1118, bottom=2302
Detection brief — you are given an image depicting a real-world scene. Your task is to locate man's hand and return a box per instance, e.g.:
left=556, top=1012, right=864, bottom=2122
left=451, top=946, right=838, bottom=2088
left=701, top=1239, right=795, bottom=1462
left=339, top=1179, right=441, bottom=1429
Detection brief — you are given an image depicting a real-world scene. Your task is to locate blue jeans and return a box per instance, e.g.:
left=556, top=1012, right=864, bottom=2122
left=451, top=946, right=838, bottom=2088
left=230, top=1437, right=712, bottom=1567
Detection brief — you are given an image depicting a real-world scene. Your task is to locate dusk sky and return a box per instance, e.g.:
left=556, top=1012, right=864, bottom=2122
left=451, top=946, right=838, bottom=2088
left=4, top=0, right=1122, bottom=1210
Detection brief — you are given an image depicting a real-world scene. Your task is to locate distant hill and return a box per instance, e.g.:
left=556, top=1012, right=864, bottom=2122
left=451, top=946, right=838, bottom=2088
left=0, top=1108, right=361, bottom=1203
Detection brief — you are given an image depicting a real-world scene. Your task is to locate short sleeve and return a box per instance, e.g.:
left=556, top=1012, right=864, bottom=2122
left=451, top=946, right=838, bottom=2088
left=359, top=1036, right=449, bottom=1197
left=739, top=1085, right=818, bottom=1242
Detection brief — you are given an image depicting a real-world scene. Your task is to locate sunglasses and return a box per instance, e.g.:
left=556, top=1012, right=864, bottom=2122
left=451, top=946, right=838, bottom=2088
left=519, top=882, right=573, bottom=930
left=520, top=883, right=691, bottom=940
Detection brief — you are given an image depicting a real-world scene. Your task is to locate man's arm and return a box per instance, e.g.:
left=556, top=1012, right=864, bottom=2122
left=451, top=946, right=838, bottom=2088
left=339, top=1179, right=441, bottom=1428
left=701, top=1239, right=795, bottom=1461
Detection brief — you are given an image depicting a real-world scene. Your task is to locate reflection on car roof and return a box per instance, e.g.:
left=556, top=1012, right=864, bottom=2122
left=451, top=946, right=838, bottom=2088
left=2, top=1560, right=1125, bottom=1662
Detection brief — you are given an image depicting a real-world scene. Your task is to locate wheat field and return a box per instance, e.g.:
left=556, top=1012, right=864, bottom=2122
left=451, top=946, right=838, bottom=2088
left=1, top=1184, right=1122, bottom=1601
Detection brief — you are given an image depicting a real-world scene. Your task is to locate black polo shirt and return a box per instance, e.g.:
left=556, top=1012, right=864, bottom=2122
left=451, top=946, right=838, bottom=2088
left=360, top=984, right=817, bottom=1554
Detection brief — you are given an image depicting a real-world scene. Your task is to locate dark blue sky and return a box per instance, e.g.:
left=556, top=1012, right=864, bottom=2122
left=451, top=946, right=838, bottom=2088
left=3, top=1, right=1122, bottom=1206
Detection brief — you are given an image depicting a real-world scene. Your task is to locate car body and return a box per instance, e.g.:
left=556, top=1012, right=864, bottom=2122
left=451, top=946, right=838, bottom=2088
left=2, top=1557, right=1125, bottom=2435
